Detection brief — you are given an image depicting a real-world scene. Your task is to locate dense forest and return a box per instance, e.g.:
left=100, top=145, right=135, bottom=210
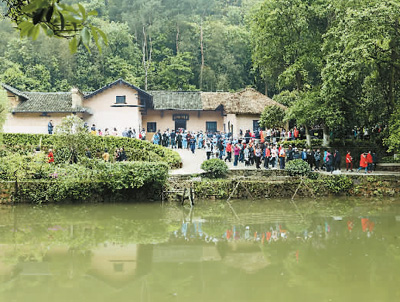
left=0, top=0, right=262, bottom=92
left=1, top=0, right=400, bottom=150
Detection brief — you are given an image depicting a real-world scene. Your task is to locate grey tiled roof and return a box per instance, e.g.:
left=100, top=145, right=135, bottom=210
left=12, top=92, right=88, bottom=113
left=149, top=91, right=202, bottom=110
left=1, top=83, right=29, bottom=99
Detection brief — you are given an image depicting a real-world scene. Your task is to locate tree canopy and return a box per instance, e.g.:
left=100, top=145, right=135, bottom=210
left=250, top=0, right=400, bottom=151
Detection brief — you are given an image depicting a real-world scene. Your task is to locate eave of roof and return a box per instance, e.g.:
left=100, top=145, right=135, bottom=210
left=84, top=79, right=152, bottom=100
left=1, top=83, right=29, bottom=99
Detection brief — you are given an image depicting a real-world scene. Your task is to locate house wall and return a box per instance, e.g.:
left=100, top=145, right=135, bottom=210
left=234, top=114, right=261, bottom=137
left=142, top=110, right=224, bottom=140
left=83, top=85, right=142, bottom=134
left=3, top=112, right=69, bottom=134
left=224, top=114, right=237, bottom=137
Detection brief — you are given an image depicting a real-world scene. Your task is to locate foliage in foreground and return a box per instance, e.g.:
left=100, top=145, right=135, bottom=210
left=285, top=159, right=311, bottom=176
left=2, top=132, right=181, bottom=168
left=0, top=152, right=169, bottom=203
left=201, top=158, right=228, bottom=178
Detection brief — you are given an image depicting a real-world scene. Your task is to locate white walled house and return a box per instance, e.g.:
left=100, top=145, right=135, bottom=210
left=2, top=79, right=285, bottom=138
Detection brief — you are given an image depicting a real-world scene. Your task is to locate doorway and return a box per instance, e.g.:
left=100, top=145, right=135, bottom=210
left=175, top=119, right=186, bottom=131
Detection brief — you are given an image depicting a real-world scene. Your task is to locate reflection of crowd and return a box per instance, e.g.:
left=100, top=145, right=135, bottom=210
left=172, top=216, right=377, bottom=246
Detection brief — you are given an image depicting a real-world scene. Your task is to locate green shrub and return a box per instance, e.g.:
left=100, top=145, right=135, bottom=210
left=285, top=159, right=311, bottom=176
left=2, top=133, right=181, bottom=168
left=201, top=158, right=228, bottom=178
left=10, top=160, right=169, bottom=203
left=281, top=139, right=322, bottom=149
left=323, top=175, right=353, bottom=194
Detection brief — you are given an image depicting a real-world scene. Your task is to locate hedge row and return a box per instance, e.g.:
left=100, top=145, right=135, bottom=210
left=2, top=133, right=181, bottom=168
left=2, top=159, right=169, bottom=203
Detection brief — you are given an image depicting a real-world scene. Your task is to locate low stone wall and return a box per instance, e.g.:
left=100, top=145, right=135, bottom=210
left=166, top=173, right=400, bottom=201
left=2, top=173, right=400, bottom=204
left=376, top=163, right=400, bottom=172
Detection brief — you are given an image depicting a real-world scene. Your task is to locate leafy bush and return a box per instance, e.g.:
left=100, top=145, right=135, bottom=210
left=2, top=132, right=181, bottom=168
left=7, top=159, right=169, bottom=203
left=285, top=159, right=311, bottom=176
left=0, top=152, right=51, bottom=181
left=323, top=175, right=353, bottom=194
left=281, top=139, right=322, bottom=149
left=201, top=158, right=228, bottom=178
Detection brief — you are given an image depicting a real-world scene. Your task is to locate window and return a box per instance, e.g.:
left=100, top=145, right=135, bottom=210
left=116, top=96, right=126, bottom=104
left=113, top=263, right=124, bottom=272
left=253, top=120, right=260, bottom=132
left=206, top=121, right=217, bottom=133
left=147, top=122, right=157, bottom=133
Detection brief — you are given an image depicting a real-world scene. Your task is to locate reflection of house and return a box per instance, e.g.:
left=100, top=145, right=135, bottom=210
left=89, top=243, right=138, bottom=286
left=153, top=245, right=221, bottom=263
left=0, top=245, right=17, bottom=283
left=2, top=79, right=285, bottom=138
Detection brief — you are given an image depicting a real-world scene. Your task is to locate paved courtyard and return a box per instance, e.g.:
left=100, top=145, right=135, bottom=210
left=169, top=148, right=400, bottom=176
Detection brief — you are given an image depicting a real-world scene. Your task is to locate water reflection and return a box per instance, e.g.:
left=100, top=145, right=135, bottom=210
left=0, top=199, right=400, bottom=301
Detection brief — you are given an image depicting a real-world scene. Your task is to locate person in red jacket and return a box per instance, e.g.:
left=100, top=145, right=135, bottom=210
left=366, top=151, right=373, bottom=173
left=345, top=151, right=353, bottom=172
left=224, top=142, right=232, bottom=162
left=358, top=152, right=368, bottom=173
left=48, top=149, right=54, bottom=163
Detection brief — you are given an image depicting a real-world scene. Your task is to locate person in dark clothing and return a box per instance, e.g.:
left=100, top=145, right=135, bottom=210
left=372, top=151, right=377, bottom=171
left=186, top=133, right=192, bottom=149
left=48, top=120, right=54, bottom=134
left=120, top=148, right=127, bottom=161
left=334, top=149, right=341, bottom=170
left=176, top=133, right=183, bottom=149
left=249, top=145, right=255, bottom=165
left=85, top=148, right=92, bottom=159
left=286, top=145, right=294, bottom=162
left=170, top=131, right=177, bottom=148
left=306, top=150, right=314, bottom=170
left=327, top=151, right=334, bottom=172
left=314, top=149, right=321, bottom=170
left=244, top=130, right=251, bottom=144
left=217, top=139, right=224, bottom=159
left=189, top=136, right=196, bottom=154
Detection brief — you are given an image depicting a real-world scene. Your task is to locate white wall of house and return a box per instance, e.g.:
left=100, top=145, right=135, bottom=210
left=83, top=85, right=142, bottom=134
left=235, top=114, right=260, bottom=136
left=3, top=112, right=68, bottom=134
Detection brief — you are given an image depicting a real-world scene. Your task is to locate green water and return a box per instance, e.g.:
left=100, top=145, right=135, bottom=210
left=0, top=198, right=400, bottom=302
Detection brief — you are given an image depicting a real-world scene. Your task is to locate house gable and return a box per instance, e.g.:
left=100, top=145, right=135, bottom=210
left=84, top=79, right=153, bottom=111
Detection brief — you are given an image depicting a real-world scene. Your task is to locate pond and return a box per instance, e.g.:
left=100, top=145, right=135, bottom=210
left=0, top=197, right=400, bottom=302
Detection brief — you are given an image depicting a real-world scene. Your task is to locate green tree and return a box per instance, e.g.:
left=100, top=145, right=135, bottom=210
left=156, top=52, right=195, bottom=90
left=0, top=88, right=9, bottom=143
left=259, top=105, right=286, bottom=129
left=53, top=115, right=93, bottom=163
left=321, top=0, right=400, bottom=133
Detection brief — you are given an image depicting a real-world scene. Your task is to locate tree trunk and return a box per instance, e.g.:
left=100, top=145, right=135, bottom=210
left=305, top=125, right=311, bottom=148
left=199, top=20, right=204, bottom=90
left=322, top=124, right=330, bottom=147
left=264, top=81, right=268, bottom=96
left=142, top=26, right=152, bottom=90
left=176, top=23, right=180, bottom=54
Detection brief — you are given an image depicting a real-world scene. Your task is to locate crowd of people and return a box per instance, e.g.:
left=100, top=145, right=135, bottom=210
left=150, top=128, right=378, bottom=172
left=48, top=120, right=148, bottom=140
left=47, top=119, right=379, bottom=172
